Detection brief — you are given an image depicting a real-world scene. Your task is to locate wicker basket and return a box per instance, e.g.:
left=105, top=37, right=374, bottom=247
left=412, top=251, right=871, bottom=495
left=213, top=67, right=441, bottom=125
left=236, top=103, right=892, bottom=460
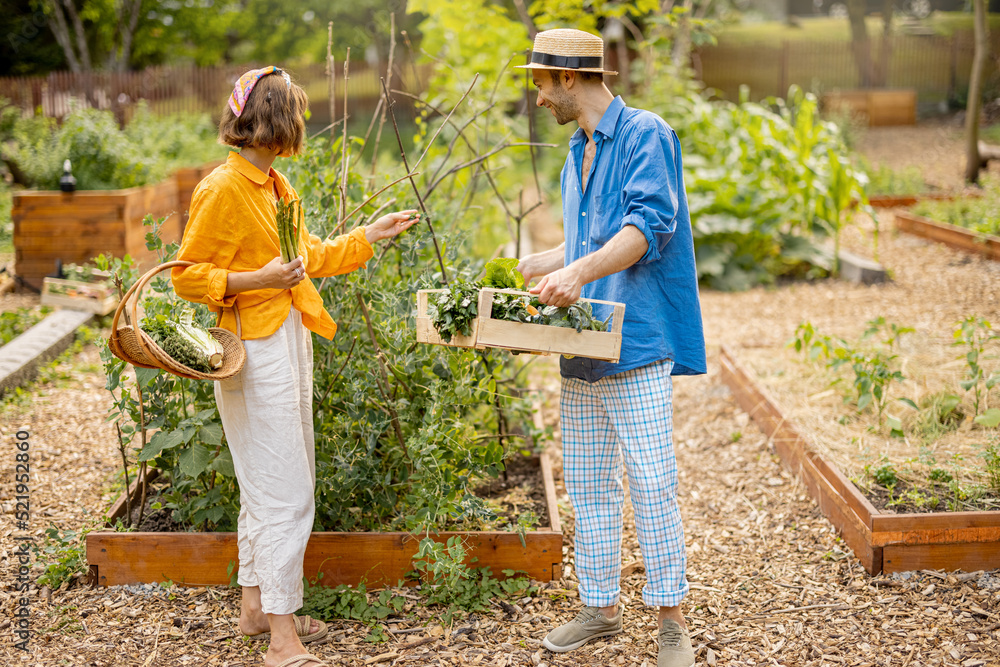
left=108, top=260, right=247, bottom=381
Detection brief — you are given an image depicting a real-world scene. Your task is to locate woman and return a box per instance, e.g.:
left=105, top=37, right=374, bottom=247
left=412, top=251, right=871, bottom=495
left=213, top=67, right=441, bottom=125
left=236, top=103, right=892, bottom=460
left=172, top=66, right=418, bottom=667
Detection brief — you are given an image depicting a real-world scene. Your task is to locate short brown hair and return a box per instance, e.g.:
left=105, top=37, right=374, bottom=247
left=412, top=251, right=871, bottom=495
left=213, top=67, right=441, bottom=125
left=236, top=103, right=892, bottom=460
left=550, top=69, right=604, bottom=88
left=218, top=71, right=308, bottom=155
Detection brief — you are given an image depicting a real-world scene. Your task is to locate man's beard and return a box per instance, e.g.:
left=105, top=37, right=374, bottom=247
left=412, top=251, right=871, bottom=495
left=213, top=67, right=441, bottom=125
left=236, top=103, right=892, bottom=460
left=547, top=86, right=578, bottom=125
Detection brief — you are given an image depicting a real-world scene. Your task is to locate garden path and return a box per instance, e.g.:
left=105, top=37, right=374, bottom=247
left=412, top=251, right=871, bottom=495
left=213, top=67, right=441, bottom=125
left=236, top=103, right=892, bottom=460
left=0, top=120, right=997, bottom=666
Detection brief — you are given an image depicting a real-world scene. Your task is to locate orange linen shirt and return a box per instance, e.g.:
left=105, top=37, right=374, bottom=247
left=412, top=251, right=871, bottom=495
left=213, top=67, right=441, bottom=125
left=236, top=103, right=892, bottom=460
left=171, top=151, right=374, bottom=340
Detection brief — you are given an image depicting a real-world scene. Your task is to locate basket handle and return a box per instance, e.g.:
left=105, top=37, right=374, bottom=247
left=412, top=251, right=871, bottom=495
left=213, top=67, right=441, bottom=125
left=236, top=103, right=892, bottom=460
left=111, top=260, right=244, bottom=352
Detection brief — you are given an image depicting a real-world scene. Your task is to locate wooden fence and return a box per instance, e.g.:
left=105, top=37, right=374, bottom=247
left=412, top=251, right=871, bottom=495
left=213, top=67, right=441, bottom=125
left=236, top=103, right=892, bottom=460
left=695, top=32, right=1000, bottom=105
left=0, top=61, right=426, bottom=126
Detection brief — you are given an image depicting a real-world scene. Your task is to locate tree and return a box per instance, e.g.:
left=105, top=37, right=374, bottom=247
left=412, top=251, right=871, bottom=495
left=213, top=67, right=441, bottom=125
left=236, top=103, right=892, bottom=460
left=846, top=0, right=872, bottom=87
left=965, top=0, right=990, bottom=184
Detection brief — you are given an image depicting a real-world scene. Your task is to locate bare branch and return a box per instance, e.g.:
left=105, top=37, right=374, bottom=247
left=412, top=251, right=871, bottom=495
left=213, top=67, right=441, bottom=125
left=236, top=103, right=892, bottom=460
left=411, top=73, right=480, bottom=174
left=425, top=141, right=556, bottom=199
left=380, top=77, right=448, bottom=283
left=326, top=172, right=418, bottom=241
left=370, top=12, right=397, bottom=179
left=339, top=49, right=351, bottom=227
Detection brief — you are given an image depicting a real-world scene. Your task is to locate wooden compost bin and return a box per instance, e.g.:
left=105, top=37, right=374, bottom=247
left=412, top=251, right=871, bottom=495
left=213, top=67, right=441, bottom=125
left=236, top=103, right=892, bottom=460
left=87, top=453, right=563, bottom=588
left=895, top=210, right=1000, bottom=262
left=821, top=89, right=916, bottom=127
left=416, top=288, right=625, bottom=362
left=720, top=345, right=1000, bottom=575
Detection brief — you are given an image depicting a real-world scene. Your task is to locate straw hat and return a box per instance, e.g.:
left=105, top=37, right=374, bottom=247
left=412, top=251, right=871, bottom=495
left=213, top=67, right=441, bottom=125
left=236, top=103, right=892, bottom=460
left=516, top=28, right=617, bottom=75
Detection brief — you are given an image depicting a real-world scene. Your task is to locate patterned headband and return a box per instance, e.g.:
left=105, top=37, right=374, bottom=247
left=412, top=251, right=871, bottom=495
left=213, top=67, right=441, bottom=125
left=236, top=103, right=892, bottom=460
left=228, top=66, right=292, bottom=117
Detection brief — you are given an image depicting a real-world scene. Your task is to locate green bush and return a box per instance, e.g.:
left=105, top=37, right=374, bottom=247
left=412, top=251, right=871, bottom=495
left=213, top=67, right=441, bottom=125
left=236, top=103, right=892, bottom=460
left=636, top=66, right=870, bottom=290
left=0, top=100, right=224, bottom=191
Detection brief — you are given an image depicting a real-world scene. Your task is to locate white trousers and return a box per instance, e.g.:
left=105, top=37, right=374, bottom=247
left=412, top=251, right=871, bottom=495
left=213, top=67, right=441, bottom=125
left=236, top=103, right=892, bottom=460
left=215, top=307, right=315, bottom=615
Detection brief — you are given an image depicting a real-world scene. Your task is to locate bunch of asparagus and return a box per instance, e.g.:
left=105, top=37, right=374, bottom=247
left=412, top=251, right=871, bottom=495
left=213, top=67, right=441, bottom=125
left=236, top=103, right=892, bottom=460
left=277, top=198, right=302, bottom=263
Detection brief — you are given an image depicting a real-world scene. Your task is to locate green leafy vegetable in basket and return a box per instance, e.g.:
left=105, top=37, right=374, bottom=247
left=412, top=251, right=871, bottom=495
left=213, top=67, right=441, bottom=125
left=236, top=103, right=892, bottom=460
left=141, top=308, right=223, bottom=373
left=428, top=258, right=610, bottom=343
left=428, top=282, right=480, bottom=343
left=276, top=197, right=302, bottom=263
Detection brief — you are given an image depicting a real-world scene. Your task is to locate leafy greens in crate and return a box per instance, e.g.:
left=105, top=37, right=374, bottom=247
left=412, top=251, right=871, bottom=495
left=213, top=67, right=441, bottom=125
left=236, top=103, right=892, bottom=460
left=428, top=258, right=611, bottom=343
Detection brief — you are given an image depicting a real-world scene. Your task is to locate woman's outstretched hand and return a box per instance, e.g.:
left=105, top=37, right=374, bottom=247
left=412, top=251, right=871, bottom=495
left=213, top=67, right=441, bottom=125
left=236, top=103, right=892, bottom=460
left=365, top=210, right=420, bottom=243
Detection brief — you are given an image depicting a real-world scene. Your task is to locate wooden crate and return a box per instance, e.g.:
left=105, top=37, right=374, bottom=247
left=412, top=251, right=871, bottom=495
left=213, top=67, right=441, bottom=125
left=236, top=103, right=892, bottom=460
left=720, top=345, right=1000, bottom=575
left=415, top=289, right=481, bottom=349
left=40, top=276, right=117, bottom=315
left=416, top=288, right=625, bottom=362
left=12, top=179, right=181, bottom=290
left=87, top=453, right=563, bottom=588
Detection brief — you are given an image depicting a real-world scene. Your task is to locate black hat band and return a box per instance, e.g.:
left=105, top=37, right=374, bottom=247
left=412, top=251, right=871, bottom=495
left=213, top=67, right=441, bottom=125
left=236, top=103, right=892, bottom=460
left=530, top=51, right=604, bottom=69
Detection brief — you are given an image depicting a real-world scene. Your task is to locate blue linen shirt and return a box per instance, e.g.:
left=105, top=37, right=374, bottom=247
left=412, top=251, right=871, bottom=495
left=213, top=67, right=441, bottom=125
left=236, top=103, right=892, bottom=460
left=559, top=96, right=706, bottom=382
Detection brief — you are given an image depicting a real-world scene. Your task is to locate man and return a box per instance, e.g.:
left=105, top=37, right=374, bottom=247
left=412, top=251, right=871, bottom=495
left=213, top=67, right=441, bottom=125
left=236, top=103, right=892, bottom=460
left=515, top=28, right=706, bottom=667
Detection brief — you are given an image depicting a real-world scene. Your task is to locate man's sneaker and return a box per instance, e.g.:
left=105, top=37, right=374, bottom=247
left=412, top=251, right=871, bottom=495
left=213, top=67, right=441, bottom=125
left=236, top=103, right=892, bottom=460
left=658, top=618, right=695, bottom=667
left=541, top=606, right=623, bottom=653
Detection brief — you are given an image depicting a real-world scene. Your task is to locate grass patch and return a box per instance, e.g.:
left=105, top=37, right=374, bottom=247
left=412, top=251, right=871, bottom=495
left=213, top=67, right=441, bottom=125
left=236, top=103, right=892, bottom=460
left=716, top=14, right=1000, bottom=45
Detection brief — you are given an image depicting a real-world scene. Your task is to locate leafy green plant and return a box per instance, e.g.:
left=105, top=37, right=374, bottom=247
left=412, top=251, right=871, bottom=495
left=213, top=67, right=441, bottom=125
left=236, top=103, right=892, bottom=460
left=793, top=318, right=912, bottom=425
left=102, top=216, right=238, bottom=532
left=34, top=524, right=94, bottom=589
left=301, top=577, right=406, bottom=643
left=1, top=100, right=224, bottom=191
left=953, top=316, right=999, bottom=419
left=638, top=74, right=870, bottom=289
left=865, top=457, right=899, bottom=489
left=0, top=306, right=51, bottom=345
left=409, top=536, right=535, bottom=624
left=983, top=439, right=1000, bottom=494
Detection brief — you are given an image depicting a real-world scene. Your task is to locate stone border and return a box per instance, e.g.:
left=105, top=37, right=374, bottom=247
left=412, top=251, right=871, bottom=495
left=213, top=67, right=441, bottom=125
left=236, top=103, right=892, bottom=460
left=0, top=310, right=94, bottom=394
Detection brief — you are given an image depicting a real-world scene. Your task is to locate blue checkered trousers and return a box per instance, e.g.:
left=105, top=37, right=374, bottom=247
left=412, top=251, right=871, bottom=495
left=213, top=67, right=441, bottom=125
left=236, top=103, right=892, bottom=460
left=561, top=359, right=688, bottom=608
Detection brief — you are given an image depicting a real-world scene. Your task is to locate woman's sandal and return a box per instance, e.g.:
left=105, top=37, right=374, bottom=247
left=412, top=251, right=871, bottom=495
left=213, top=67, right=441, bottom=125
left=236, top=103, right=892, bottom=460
left=246, top=615, right=329, bottom=643
left=273, top=654, right=329, bottom=667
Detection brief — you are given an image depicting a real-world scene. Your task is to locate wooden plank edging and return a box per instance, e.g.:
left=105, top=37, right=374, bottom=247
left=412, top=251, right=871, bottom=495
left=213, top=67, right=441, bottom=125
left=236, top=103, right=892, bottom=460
left=87, top=453, right=563, bottom=587
left=718, top=346, right=881, bottom=574
left=718, top=345, right=1000, bottom=574
left=895, top=210, right=1000, bottom=261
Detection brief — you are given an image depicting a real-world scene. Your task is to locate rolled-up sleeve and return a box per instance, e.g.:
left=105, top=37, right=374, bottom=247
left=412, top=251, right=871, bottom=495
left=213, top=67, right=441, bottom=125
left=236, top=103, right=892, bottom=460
left=172, top=186, right=240, bottom=309
left=620, top=123, right=680, bottom=265
left=303, top=226, right=374, bottom=278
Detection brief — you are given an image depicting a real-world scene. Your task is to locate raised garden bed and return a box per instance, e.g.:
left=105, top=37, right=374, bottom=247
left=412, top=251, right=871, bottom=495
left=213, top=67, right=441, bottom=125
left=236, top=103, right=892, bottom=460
left=720, top=345, right=1000, bottom=575
left=11, top=161, right=220, bottom=291
left=895, top=210, right=1000, bottom=262
left=821, top=89, right=916, bottom=127
left=87, top=452, right=563, bottom=588
left=867, top=193, right=957, bottom=209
